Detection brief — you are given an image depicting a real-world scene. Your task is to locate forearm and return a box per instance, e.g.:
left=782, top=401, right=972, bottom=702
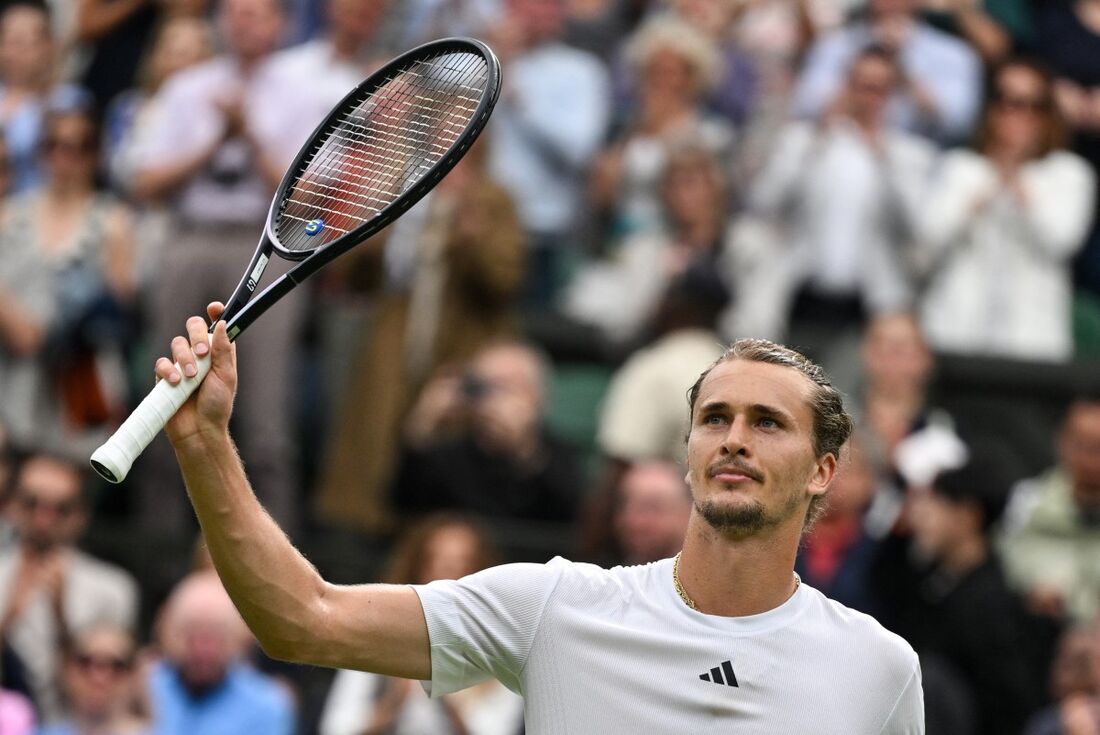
left=174, top=429, right=328, bottom=660
left=0, top=290, right=45, bottom=355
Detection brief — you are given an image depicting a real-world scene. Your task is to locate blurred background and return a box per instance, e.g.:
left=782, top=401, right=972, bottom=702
left=1, top=0, right=1100, bottom=732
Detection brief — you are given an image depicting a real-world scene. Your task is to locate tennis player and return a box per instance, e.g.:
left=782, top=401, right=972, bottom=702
left=158, top=302, right=923, bottom=733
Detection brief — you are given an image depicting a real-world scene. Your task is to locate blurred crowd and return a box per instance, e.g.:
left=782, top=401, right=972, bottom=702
left=1, top=0, right=1100, bottom=732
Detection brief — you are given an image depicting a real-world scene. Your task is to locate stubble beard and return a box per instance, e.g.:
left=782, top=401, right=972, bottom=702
left=695, top=486, right=803, bottom=539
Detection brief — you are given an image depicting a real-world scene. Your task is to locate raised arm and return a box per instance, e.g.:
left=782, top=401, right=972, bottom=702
left=159, top=303, right=431, bottom=679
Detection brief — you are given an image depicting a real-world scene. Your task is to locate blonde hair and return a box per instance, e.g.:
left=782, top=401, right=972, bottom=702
left=624, top=14, right=722, bottom=93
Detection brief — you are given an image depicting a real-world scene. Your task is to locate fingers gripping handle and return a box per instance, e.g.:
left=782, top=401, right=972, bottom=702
left=89, top=356, right=212, bottom=483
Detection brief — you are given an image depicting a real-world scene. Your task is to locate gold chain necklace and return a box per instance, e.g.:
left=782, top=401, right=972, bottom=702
left=672, top=551, right=800, bottom=612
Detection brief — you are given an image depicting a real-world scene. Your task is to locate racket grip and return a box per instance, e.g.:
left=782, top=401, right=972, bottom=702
left=90, top=356, right=212, bottom=483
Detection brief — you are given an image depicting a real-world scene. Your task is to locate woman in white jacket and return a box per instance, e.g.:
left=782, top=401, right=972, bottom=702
left=917, top=58, right=1095, bottom=362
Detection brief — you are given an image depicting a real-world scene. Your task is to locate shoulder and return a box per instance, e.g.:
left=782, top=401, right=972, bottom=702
left=158, top=57, right=231, bottom=101
left=800, top=586, right=919, bottom=675
left=532, top=43, right=607, bottom=79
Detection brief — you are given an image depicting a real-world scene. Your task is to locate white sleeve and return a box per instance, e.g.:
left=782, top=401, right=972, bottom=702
left=318, top=670, right=379, bottom=735
left=879, top=663, right=925, bottom=735
left=413, top=559, right=569, bottom=697
left=1017, top=153, right=1096, bottom=259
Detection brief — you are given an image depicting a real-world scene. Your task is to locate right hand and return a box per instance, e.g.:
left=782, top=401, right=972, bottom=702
left=155, top=302, right=238, bottom=446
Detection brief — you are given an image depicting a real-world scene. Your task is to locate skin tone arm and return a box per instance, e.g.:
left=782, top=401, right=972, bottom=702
left=158, top=302, right=431, bottom=679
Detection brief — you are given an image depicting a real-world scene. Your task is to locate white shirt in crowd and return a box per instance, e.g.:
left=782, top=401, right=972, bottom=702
left=487, top=41, right=610, bottom=238
left=749, top=119, right=935, bottom=315
left=414, top=557, right=924, bottom=734
left=915, top=149, right=1096, bottom=362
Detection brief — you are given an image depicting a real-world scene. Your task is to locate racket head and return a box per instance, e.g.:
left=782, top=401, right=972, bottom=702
left=266, top=37, right=500, bottom=262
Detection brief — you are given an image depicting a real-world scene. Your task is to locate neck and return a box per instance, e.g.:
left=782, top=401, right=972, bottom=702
left=676, top=513, right=802, bottom=616
left=46, top=182, right=92, bottom=202
left=330, top=32, right=369, bottom=61
left=681, top=218, right=720, bottom=247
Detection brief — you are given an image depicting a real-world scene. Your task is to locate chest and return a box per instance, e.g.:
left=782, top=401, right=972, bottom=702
left=520, top=610, right=894, bottom=734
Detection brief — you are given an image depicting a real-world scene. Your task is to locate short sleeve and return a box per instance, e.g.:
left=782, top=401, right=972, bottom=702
left=880, top=661, right=925, bottom=734
left=412, top=558, right=569, bottom=696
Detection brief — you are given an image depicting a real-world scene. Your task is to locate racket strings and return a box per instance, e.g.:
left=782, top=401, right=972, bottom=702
left=276, top=51, right=488, bottom=253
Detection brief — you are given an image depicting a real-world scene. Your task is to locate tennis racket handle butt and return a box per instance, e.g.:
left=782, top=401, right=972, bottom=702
left=90, top=356, right=212, bottom=483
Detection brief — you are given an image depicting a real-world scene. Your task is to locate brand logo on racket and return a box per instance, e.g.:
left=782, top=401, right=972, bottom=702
left=305, top=219, right=325, bottom=236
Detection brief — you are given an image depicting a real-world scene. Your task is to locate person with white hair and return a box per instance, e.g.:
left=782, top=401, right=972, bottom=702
left=590, top=14, right=736, bottom=240
left=147, top=572, right=294, bottom=735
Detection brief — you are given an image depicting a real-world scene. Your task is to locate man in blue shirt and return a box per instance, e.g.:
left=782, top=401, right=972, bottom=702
left=148, top=572, right=294, bottom=735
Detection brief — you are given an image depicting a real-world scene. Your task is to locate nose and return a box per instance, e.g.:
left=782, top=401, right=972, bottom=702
left=721, top=415, right=752, bottom=457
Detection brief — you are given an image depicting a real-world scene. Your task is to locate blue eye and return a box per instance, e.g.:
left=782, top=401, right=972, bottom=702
left=759, top=417, right=779, bottom=429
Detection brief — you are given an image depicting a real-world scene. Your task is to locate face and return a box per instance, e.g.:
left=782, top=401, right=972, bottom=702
left=148, top=18, right=212, bottom=88
left=662, top=157, right=722, bottom=228
left=0, top=6, right=52, bottom=86
left=466, top=346, right=543, bottom=448
left=327, top=0, right=389, bottom=44
left=162, top=579, right=248, bottom=693
left=907, top=488, right=972, bottom=560
left=12, top=457, right=85, bottom=553
left=1060, top=403, right=1100, bottom=504
left=508, top=0, right=564, bottom=44
left=686, top=360, right=834, bottom=539
left=988, top=65, right=1050, bottom=155
left=42, top=114, right=98, bottom=183
left=418, top=525, right=482, bottom=583
left=861, top=313, right=932, bottom=392
left=642, top=47, right=699, bottom=102
left=1050, top=627, right=1098, bottom=701
left=868, top=0, right=915, bottom=19
left=614, top=463, right=692, bottom=563
left=847, top=56, right=897, bottom=122
left=63, top=627, right=136, bottom=719
left=218, top=0, right=284, bottom=62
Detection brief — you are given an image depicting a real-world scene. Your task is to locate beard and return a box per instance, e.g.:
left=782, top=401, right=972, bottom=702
left=695, top=487, right=803, bottom=538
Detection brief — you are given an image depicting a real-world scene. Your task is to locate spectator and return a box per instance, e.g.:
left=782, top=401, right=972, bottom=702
left=104, top=15, right=215, bottom=196
left=393, top=340, right=583, bottom=525
left=791, top=0, right=982, bottom=144
left=916, top=58, right=1096, bottom=362
left=564, top=142, right=733, bottom=345
left=400, top=0, right=503, bottom=48
left=148, top=572, right=293, bottom=735
left=0, top=103, right=137, bottom=461
left=0, top=2, right=58, bottom=192
left=129, top=0, right=301, bottom=535
left=319, top=514, right=523, bottom=735
left=251, top=0, right=396, bottom=171
left=856, top=312, right=945, bottom=477
left=658, top=0, right=758, bottom=127
left=903, top=451, right=1043, bottom=735
left=795, top=438, right=882, bottom=614
left=0, top=454, right=138, bottom=723
left=1000, top=397, right=1100, bottom=624
left=609, top=461, right=692, bottom=566
left=590, top=15, right=733, bottom=241
left=485, top=0, right=610, bottom=305
left=313, top=146, right=525, bottom=532
left=748, top=47, right=935, bottom=387
left=1024, top=623, right=1100, bottom=735
left=38, top=622, right=149, bottom=735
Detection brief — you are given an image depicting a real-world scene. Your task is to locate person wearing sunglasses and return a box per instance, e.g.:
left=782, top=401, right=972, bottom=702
left=915, top=57, right=1096, bottom=362
left=38, top=623, right=150, bottom=735
left=0, top=454, right=137, bottom=724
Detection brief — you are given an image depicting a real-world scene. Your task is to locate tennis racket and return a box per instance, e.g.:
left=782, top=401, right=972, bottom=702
left=90, top=37, right=501, bottom=484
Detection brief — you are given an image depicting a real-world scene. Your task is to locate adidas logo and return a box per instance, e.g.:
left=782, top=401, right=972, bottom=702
left=699, top=660, right=739, bottom=687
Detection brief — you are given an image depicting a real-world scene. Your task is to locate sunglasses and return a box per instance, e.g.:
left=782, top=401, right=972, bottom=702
left=71, top=652, right=134, bottom=675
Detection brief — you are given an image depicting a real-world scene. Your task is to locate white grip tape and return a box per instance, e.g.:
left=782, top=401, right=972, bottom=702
left=89, top=356, right=212, bottom=483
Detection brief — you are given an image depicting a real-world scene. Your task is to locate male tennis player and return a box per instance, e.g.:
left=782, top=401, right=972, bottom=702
left=158, top=302, right=923, bottom=733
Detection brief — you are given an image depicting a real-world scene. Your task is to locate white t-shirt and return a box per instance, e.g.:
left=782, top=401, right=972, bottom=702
left=414, top=557, right=923, bottom=734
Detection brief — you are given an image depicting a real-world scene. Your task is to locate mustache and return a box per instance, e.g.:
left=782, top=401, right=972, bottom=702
left=707, top=459, right=764, bottom=483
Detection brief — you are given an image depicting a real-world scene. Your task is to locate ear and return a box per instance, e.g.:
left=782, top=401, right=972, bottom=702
left=807, top=452, right=838, bottom=499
